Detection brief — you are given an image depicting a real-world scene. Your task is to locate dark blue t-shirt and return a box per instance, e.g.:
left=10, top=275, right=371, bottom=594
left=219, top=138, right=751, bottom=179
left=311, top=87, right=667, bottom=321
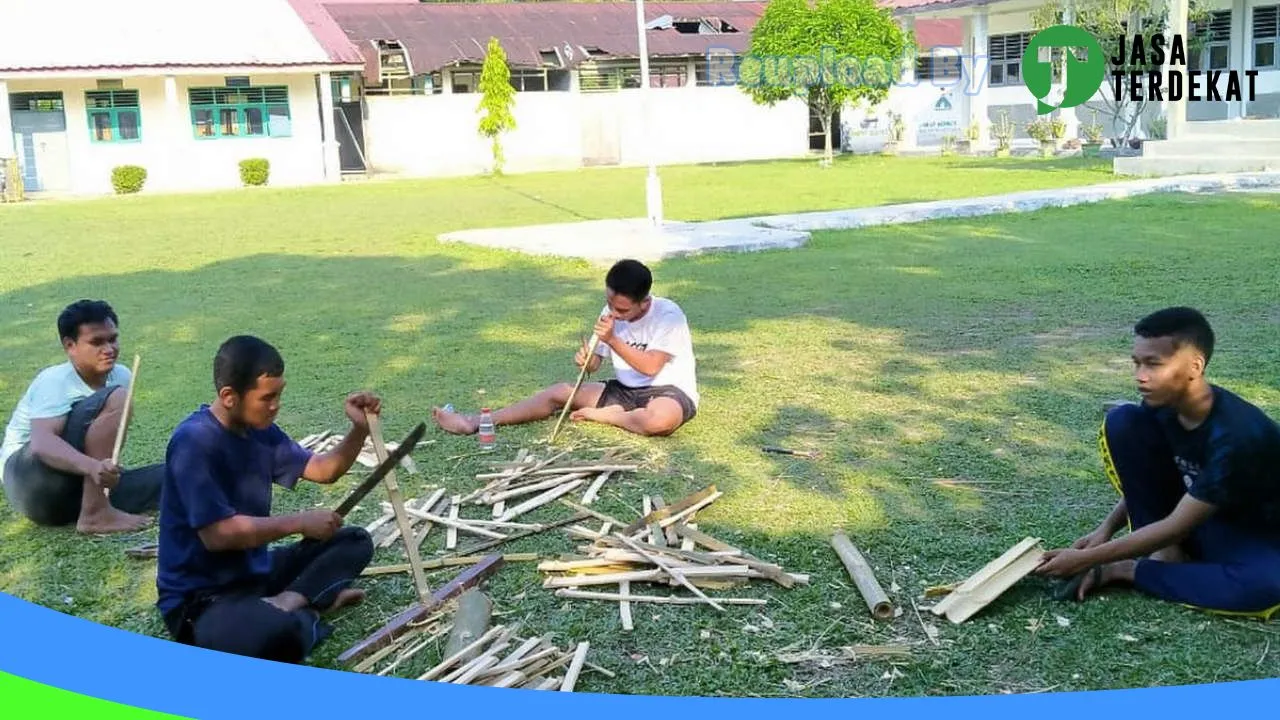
left=155, top=406, right=313, bottom=615
left=1152, top=385, right=1280, bottom=536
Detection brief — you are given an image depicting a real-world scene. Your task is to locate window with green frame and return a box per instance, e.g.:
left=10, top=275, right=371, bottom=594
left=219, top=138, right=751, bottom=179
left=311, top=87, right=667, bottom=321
left=85, top=90, right=141, bottom=142
left=188, top=86, right=292, bottom=139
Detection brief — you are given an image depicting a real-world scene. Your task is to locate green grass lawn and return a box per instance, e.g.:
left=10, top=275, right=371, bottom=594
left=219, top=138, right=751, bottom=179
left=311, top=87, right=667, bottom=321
left=3, top=155, right=1279, bottom=698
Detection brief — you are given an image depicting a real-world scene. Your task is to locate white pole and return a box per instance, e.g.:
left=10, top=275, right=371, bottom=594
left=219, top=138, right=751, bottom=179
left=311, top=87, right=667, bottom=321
left=635, top=0, right=663, bottom=227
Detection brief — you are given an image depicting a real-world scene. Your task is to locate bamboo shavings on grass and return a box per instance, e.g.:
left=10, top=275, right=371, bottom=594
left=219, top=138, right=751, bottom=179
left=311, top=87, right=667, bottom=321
left=539, top=487, right=806, bottom=629
left=403, top=622, right=610, bottom=691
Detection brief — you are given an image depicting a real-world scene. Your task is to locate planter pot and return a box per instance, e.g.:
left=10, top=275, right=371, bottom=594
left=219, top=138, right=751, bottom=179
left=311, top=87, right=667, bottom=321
left=1081, top=142, right=1102, bottom=158
left=956, top=140, right=973, bottom=154
left=881, top=141, right=900, bottom=156
left=1039, top=141, right=1055, bottom=157
left=994, top=146, right=1012, bottom=157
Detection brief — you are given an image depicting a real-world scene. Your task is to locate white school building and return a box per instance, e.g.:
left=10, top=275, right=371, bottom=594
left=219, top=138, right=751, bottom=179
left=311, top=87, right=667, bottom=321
left=3, top=0, right=1276, bottom=198
left=0, top=0, right=364, bottom=196
left=887, top=0, right=1280, bottom=173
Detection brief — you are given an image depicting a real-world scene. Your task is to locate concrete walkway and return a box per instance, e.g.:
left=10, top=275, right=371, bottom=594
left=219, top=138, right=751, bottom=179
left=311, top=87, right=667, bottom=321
left=438, top=171, right=1280, bottom=264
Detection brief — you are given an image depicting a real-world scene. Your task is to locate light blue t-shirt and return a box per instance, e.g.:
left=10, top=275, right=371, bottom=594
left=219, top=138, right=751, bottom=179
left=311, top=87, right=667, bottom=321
left=0, top=361, right=133, bottom=480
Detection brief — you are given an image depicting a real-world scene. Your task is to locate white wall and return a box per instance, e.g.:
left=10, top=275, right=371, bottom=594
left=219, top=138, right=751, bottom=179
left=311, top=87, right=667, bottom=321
left=5, top=72, right=328, bottom=195
left=362, top=85, right=810, bottom=178
left=364, top=91, right=583, bottom=176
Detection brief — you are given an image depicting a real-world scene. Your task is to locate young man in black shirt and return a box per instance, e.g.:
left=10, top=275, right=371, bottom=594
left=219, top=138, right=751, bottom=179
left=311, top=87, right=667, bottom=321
left=1036, top=307, right=1280, bottom=617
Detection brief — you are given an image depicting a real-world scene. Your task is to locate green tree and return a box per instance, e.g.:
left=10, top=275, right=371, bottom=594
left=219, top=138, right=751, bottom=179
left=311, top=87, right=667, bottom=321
left=477, top=36, right=517, bottom=174
left=741, top=0, right=911, bottom=166
left=1030, top=0, right=1210, bottom=147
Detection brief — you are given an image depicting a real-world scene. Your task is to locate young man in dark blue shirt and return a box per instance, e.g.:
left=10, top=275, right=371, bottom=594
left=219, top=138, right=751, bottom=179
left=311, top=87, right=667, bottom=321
left=156, top=335, right=381, bottom=663
left=1036, top=307, right=1280, bottom=618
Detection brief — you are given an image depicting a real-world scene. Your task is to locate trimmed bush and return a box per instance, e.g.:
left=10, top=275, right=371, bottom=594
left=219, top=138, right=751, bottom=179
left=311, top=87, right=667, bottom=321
left=111, top=165, right=147, bottom=194
left=239, top=158, right=270, bottom=186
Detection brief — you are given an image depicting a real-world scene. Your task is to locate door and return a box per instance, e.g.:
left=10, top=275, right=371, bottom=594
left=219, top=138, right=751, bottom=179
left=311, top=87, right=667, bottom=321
left=10, top=92, right=70, bottom=193
left=335, top=101, right=367, bottom=173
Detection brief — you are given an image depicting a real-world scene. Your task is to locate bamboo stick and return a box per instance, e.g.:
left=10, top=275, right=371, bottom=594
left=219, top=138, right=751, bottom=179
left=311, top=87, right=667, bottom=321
left=831, top=531, right=894, bottom=621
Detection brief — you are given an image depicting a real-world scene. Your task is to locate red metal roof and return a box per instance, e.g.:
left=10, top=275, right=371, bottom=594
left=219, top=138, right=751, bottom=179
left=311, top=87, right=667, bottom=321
left=915, top=18, right=964, bottom=48
left=322, top=2, right=769, bottom=74
left=288, top=0, right=369, bottom=65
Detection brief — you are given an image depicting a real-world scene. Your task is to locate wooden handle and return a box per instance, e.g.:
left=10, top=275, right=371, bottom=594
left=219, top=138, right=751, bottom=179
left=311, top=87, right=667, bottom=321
left=548, top=333, right=601, bottom=444
left=110, top=354, right=141, bottom=466
left=831, top=531, right=894, bottom=621
left=365, top=411, right=432, bottom=604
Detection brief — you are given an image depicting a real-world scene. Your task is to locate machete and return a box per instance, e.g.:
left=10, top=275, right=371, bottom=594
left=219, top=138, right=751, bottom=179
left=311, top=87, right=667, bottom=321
left=333, top=422, right=427, bottom=517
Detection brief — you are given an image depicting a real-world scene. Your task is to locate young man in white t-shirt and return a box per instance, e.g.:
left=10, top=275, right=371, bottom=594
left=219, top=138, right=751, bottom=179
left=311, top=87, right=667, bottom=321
left=433, top=259, right=699, bottom=437
left=1, top=300, right=161, bottom=533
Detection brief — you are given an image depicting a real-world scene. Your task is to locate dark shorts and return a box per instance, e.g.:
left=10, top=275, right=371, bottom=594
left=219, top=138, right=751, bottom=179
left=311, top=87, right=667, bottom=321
left=596, top=380, right=698, bottom=426
left=1, top=386, right=163, bottom=526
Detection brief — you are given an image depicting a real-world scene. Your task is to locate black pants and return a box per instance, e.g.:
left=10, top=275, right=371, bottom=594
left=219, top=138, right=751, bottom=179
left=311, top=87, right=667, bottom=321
left=2, top=386, right=162, bottom=525
left=164, top=526, right=374, bottom=663
left=1100, top=404, right=1280, bottom=616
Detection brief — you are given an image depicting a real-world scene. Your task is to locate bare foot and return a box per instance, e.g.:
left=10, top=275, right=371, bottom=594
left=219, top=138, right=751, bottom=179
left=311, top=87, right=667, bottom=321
left=77, top=507, right=152, bottom=534
left=433, top=406, right=478, bottom=435
left=1077, top=560, right=1137, bottom=600
left=324, top=588, right=366, bottom=614
left=262, top=591, right=309, bottom=613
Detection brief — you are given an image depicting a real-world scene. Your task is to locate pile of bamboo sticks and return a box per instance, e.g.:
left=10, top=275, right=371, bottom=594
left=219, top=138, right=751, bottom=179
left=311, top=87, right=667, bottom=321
left=416, top=623, right=604, bottom=690
left=355, top=447, right=643, bottom=576
left=298, top=429, right=420, bottom=474
left=463, top=447, right=640, bottom=519
left=539, top=486, right=808, bottom=629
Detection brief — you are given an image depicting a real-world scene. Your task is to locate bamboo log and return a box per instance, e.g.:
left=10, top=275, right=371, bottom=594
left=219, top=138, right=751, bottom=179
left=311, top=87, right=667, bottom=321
left=444, top=589, right=493, bottom=664
left=338, top=555, right=505, bottom=665
left=831, top=531, right=894, bottom=621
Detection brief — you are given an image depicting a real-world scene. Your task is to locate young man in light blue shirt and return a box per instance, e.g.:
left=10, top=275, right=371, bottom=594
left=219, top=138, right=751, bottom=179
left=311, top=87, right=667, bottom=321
left=1, top=300, right=161, bottom=533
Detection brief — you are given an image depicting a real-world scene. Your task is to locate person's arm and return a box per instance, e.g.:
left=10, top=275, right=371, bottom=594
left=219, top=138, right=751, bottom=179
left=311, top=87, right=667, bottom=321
left=1037, top=494, right=1216, bottom=577
left=168, top=430, right=341, bottom=552
left=1075, top=498, right=1129, bottom=548
left=198, top=511, right=338, bottom=552
left=575, top=336, right=604, bottom=374
left=1087, top=494, right=1213, bottom=562
left=26, top=377, right=119, bottom=486
left=594, top=314, right=675, bottom=378
left=29, top=415, right=97, bottom=476
left=301, top=391, right=383, bottom=484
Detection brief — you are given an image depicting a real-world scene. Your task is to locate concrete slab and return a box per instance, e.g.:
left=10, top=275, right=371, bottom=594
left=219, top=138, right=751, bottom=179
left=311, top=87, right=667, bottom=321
left=750, top=172, right=1280, bottom=232
left=438, top=217, right=810, bottom=265
left=438, top=171, right=1280, bottom=262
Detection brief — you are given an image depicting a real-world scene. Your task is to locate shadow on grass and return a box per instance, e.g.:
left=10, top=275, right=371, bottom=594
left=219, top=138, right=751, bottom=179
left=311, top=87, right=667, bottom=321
left=3, top=191, right=1280, bottom=697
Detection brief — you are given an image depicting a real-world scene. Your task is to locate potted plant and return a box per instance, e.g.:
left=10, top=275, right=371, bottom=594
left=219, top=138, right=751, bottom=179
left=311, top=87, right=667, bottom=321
left=1051, top=116, right=1067, bottom=147
left=1025, top=117, right=1056, bottom=157
left=957, top=121, right=980, bottom=154
left=991, top=111, right=1015, bottom=157
left=882, top=112, right=907, bottom=156
left=1081, top=111, right=1105, bottom=157
left=941, top=134, right=956, bottom=157
left=1147, top=115, right=1168, bottom=141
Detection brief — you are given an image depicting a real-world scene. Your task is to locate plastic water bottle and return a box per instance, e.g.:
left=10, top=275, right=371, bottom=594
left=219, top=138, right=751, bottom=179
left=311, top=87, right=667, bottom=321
left=478, top=408, right=496, bottom=451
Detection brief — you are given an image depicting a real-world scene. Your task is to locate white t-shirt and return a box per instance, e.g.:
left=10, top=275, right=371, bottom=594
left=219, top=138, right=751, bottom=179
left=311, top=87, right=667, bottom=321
left=594, top=296, right=699, bottom=407
left=0, top=361, right=133, bottom=479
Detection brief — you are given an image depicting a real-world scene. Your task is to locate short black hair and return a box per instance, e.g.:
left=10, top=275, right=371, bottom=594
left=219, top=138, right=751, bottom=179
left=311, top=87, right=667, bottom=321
left=57, top=300, right=118, bottom=343
left=1134, top=306, right=1215, bottom=365
left=605, top=259, right=653, bottom=303
left=214, top=335, right=285, bottom=396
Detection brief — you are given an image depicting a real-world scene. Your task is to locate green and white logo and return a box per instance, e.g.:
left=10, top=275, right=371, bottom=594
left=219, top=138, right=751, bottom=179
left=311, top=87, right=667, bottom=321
left=1021, top=25, right=1107, bottom=114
